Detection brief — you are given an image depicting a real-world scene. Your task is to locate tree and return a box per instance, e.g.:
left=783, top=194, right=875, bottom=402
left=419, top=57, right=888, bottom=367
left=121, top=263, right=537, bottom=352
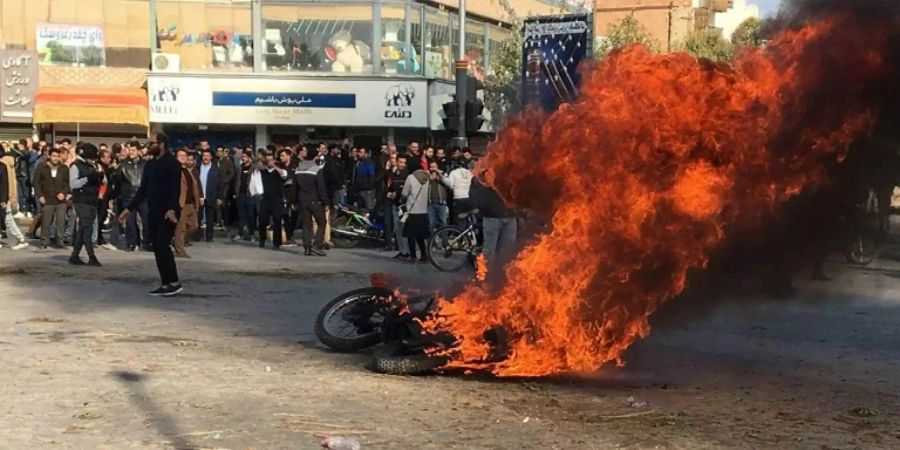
left=678, top=29, right=734, bottom=62
left=594, top=14, right=659, bottom=59
left=731, top=17, right=762, bottom=49
left=482, top=1, right=524, bottom=129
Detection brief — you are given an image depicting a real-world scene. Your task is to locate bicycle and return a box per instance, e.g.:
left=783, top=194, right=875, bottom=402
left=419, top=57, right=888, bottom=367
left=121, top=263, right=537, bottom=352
left=427, top=208, right=481, bottom=272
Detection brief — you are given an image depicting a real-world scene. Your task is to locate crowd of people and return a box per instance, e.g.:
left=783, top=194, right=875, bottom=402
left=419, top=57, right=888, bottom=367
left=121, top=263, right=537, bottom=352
left=0, top=135, right=520, bottom=273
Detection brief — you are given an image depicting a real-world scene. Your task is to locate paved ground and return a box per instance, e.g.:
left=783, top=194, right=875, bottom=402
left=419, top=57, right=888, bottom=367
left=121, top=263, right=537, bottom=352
left=0, top=231, right=899, bottom=449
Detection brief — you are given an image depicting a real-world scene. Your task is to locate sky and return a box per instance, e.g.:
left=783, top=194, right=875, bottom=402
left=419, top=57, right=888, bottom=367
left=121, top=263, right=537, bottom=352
left=752, top=0, right=782, bottom=16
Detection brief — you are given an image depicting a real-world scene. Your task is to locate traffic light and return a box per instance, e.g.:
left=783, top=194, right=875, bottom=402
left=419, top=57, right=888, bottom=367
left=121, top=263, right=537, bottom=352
left=465, top=75, right=485, bottom=133
left=465, top=99, right=484, bottom=133
left=442, top=97, right=458, bottom=132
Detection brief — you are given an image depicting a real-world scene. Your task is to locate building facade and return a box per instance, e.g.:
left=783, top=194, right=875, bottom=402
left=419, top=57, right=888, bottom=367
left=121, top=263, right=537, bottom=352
left=0, top=0, right=562, bottom=148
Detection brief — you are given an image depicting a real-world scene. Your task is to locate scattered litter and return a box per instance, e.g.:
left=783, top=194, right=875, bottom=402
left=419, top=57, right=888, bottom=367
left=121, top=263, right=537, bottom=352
left=522, top=417, right=531, bottom=423
left=850, top=407, right=878, bottom=417
left=25, top=317, right=66, bottom=323
left=73, top=412, right=102, bottom=420
left=321, top=436, right=361, bottom=450
left=171, top=340, right=197, bottom=347
left=626, top=396, right=650, bottom=408
left=266, top=365, right=272, bottom=373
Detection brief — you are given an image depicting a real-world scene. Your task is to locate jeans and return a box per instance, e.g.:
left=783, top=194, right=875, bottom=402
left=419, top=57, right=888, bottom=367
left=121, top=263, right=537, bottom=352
left=482, top=217, right=518, bottom=274
left=17, top=178, right=31, bottom=213
left=126, top=201, right=149, bottom=247
left=357, top=189, right=375, bottom=211
left=40, top=203, right=67, bottom=246
left=428, top=203, right=448, bottom=232
left=453, top=198, right=473, bottom=228
left=391, top=204, right=409, bottom=254
left=236, top=195, right=257, bottom=239
left=199, top=203, right=216, bottom=241
left=331, top=188, right=346, bottom=207
left=71, top=203, right=97, bottom=259
left=3, top=203, right=25, bottom=244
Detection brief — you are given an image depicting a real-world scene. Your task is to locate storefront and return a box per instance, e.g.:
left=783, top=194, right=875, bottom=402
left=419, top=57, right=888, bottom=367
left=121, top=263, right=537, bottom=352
left=0, top=50, right=39, bottom=141
left=148, top=73, right=429, bottom=148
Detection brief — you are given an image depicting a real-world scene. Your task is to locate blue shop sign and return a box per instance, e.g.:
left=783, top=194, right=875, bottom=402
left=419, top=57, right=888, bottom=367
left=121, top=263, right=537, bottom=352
left=212, top=92, right=356, bottom=108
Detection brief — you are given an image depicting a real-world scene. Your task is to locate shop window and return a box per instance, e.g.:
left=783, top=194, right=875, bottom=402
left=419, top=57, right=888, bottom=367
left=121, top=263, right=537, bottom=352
left=155, top=0, right=254, bottom=72
left=423, top=7, right=452, bottom=80
left=261, top=1, right=375, bottom=74
left=380, top=5, right=422, bottom=75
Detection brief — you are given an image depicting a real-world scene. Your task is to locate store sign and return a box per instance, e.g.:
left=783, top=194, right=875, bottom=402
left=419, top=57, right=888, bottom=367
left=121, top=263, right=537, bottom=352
left=36, top=23, right=106, bottom=66
left=148, top=76, right=428, bottom=128
left=0, top=50, right=39, bottom=123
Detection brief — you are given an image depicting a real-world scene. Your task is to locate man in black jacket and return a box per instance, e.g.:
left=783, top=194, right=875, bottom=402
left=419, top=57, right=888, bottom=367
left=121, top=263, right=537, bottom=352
left=194, top=148, right=224, bottom=242
left=117, top=142, right=148, bottom=251
left=471, top=178, right=518, bottom=279
left=119, top=134, right=183, bottom=297
left=278, top=148, right=299, bottom=244
left=33, top=147, right=69, bottom=249
left=258, top=152, right=288, bottom=249
left=295, top=158, right=328, bottom=256
left=68, top=144, right=104, bottom=266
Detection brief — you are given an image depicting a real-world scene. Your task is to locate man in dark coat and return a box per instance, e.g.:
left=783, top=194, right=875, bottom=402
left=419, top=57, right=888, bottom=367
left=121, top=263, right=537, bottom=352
left=32, top=147, right=69, bottom=249
left=68, top=144, right=105, bottom=266
left=119, top=133, right=183, bottom=297
left=193, top=148, right=225, bottom=242
left=294, top=158, right=328, bottom=256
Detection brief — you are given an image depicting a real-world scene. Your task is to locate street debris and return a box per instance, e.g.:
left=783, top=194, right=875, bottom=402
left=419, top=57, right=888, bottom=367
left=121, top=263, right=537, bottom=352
left=850, top=407, right=878, bottom=417
left=321, top=436, right=361, bottom=450
left=73, top=412, right=102, bottom=420
left=626, top=396, right=650, bottom=408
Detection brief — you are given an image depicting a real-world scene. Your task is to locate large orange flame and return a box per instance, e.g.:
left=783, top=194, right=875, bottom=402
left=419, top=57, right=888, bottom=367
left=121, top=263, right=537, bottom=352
left=423, top=14, right=894, bottom=377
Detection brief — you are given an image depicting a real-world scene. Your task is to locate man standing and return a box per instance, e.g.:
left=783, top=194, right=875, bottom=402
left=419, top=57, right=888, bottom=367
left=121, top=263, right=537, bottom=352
left=427, top=161, right=449, bottom=231
left=117, top=143, right=148, bottom=251
left=471, top=178, right=518, bottom=280
left=295, top=158, right=328, bottom=256
left=353, top=148, right=376, bottom=211
left=33, top=148, right=69, bottom=249
left=173, top=149, right=200, bottom=258
left=443, top=159, right=474, bottom=227
left=95, top=149, right=116, bottom=250
left=119, top=134, right=183, bottom=297
left=194, top=149, right=224, bottom=242
left=258, top=152, right=288, bottom=249
left=216, top=146, right=236, bottom=228
left=0, top=147, right=29, bottom=250
left=232, top=150, right=257, bottom=241
left=388, top=156, right=410, bottom=259
left=278, top=149, right=299, bottom=244
left=406, top=141, right=423, bottom=174
left=68, top=144, right=105, bottom=266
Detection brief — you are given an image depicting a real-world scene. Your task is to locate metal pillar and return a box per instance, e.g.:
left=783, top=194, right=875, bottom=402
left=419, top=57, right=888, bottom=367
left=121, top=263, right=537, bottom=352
left=451, top=0, right=468, bottom=149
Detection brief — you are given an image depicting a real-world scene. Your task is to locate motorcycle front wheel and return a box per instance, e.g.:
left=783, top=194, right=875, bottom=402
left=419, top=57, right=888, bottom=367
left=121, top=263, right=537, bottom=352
left=315, top=287, right=393, bottom=351
left=330, top=214, right=361, bottom=249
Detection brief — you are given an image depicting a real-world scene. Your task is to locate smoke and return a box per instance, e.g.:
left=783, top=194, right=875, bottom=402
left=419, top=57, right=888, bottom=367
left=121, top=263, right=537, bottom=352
left=423, top=1, right=900, bottom=377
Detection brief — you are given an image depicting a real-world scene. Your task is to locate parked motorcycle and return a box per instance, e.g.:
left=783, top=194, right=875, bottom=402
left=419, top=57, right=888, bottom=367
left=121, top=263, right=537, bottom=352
left=329, top=205, right=387, bottom=249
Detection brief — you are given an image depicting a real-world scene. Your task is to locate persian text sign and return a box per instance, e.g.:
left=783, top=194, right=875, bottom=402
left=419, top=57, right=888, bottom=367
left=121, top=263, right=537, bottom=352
left=0, top=50, right=39, bottom=123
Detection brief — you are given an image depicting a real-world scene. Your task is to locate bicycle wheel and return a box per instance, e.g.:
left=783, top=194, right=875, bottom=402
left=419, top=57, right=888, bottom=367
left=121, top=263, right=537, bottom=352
left=428, top=226, right=473, bottom=272
left=330, top=214, right=361, bottom=249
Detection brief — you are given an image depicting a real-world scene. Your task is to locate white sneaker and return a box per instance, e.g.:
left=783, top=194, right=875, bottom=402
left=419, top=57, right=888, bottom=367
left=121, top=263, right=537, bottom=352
left=13, top=212, right=25, bottom=219
left=101, top=243, right=117, bottom=251
left=12, top=242, right=29, bottom=251
left=25, top=212, right=32, bottom=219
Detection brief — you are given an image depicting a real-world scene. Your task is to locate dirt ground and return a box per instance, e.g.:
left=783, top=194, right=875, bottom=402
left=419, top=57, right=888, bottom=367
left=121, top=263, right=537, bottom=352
left=0, top=233, right=898, bottom=450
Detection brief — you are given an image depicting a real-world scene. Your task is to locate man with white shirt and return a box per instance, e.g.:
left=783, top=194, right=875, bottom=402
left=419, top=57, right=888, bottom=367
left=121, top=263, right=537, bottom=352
left=192, top=149, right=223, bottom=242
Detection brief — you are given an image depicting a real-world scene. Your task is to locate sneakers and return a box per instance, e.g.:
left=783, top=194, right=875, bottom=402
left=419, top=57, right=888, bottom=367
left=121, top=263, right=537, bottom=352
left=311, top=246, right=327, bottom=257
left=149, top=284, right=183, bottom=297
left=175, top=253, right=191, bottom=259
left=13, top=212, right=25, bottom=219
left=100, top=243, right=117, bottom=251
left=87, top=257, right=102, bottom=267
left=11, top=242, right=29, bottom=251
left=68, top=256, right=85, bottom=265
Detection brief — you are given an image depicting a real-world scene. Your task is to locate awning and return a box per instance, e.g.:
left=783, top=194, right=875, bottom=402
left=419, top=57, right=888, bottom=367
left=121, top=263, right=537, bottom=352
left=33, top=86, right=149, bottom=128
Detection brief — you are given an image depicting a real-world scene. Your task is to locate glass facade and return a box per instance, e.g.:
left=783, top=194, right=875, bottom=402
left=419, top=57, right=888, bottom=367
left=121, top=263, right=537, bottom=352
left=155, top=0, right=253, bottom=72
left=0, top=0, right=514, bottom=75
left=261, top=1, right=375, bottom=73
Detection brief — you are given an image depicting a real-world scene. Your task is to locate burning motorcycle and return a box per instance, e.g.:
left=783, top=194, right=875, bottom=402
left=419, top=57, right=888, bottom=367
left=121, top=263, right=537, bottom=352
left=314, top=274, right=452, bottom=374
left=329, top=204, right=387, bottom=249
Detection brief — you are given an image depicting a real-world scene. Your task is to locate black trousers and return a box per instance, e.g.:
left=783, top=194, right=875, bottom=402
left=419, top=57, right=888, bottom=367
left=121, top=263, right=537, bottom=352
left=258, top=197, right=284, bottom=247
left=149, top=215, right=179, bottom=285
left=96, top=198, right=109, bottom=245
left=71, top=203, right=97, bottom=258
left=300, top=202, right=327, bottom=249
left=198, top=203, right=216, bottom=241
left=284, top=203, right=300, bottom=241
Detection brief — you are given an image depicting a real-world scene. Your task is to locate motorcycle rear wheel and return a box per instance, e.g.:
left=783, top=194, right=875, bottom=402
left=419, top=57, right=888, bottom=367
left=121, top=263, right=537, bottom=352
left=315, top=287, right=393, bottom=351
